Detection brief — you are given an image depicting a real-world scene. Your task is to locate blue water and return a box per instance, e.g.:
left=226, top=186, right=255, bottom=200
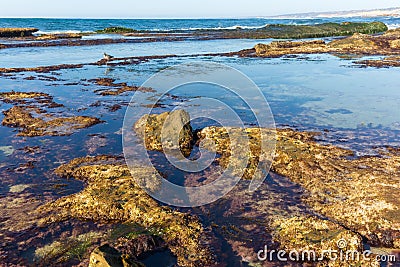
left=0, top=17, right=399, bottom=33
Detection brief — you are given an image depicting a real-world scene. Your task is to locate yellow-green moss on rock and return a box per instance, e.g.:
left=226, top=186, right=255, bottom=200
left=37, top=156, right=215, bottom=267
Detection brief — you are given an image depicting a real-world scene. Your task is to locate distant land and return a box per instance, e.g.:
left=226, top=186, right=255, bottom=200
left=273, top=7, right=400, bottom=18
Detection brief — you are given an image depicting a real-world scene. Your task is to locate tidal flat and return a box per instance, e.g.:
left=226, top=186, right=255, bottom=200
left=0, top=18, right=400, bottom=266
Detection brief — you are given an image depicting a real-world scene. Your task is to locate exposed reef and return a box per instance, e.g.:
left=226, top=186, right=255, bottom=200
left=133, top=110, right=194, bottom=156
left=0, top=22, right=388, bottom=51
left=2, top=106, right=102, bottom=137
left=198, top=126, right=400, bottom=250
left=99, top=22, right=387, bottom=39
left=254, top=30, right=400, bottom=58
left=37, top=155, right=216, bottom=267
left=191, top=21, right=388, bottom=39
left=0, top=28, right=38, bottom=37
left=95, top=27, right=137, bottom=34
left=36, top=33, right=83, bottom=40
left=0, top=91, right=102, bottom=136
left=89, top=78, right=155, bottom=95
left=0, top=64, right=84, bottom=74
left=355, top=55, right=400, bottom=68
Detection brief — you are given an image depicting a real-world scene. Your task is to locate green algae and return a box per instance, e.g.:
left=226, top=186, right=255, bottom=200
left=95, top=27, right=137, bottom=34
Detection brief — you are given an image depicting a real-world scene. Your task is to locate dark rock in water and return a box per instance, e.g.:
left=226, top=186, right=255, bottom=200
left=0, top=28, right=38, bottom=37
left=0, top=91, right=102, bottom=137
left=89, top=244, right=144, bottom=267
left=115, top=234, right=167, bottom=259
left=134, top=110, right=194, bottom=156
left=38, top=156, right=216, bottom=266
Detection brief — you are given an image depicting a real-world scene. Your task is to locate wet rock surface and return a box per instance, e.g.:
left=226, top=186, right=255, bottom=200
left=37, top=155, right=216, bottom=267
left=254, top=30, right=400, bottom=59
left=89, top=78, right=155, bottom=95
left=0, top=90, right=102, bottom=136
left=134, top=110, right=194, bottom=156
left=89, top=244, right=144, bottom=267
left=198, top=126, right=400, bottom=251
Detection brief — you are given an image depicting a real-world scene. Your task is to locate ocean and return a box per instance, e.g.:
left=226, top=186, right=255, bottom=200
left=0, top=17, right=400, bottom=34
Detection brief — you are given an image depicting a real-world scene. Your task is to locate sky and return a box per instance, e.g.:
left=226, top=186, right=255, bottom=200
left=0, top=0, right=399, bottom=18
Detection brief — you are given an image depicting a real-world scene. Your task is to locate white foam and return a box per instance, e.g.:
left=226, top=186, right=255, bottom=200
left=387, top=23, right=400, bottom=29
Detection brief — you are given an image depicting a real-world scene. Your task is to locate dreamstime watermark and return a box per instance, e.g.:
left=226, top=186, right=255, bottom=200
left=257, top=239, right=397, bottom=263
left=122, top=62, right=276, bottom=207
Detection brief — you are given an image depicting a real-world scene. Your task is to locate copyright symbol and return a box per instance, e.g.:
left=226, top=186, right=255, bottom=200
left=337, top=239, right=348, bottom=249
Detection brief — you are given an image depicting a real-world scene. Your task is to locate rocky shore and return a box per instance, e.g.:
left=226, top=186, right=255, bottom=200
left=0, top=28, right=38, bottom=37
left=1, top=19, right=400, bottom=266
left=31, top=110, right=398, bottom=266
left=254, top=29, right=400, bottom=57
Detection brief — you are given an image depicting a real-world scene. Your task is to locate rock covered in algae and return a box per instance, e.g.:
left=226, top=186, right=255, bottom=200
left=254, top=29, right=400, bottom=57
left=254, top=40, right=329, bottom=57
left=89, top=78, right=155, bottom=95
left=134, top=110, right=194, bottom=156
left=2, top=106, right=102, bottom=137
left=37, top=155, right=215, bottom=267
left=198, top=126, right=400, bottom=249
left=0, top=91, right=101, bottom=137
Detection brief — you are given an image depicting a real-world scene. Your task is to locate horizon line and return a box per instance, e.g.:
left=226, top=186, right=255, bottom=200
left=0, top=6, right=399, bottom=20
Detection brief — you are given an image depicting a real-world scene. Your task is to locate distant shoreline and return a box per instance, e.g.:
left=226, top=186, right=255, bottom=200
left=273, top=7, right=400, bottom=19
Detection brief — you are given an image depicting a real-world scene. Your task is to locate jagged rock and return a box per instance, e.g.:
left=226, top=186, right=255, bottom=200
left=255, top=40, right=328, bottom=57
left=37, top=156, right=215, bottom=267
left=89, top=244, right=144, bottom=267
left=134, top=110, right=193, bottom=156
left=115, top=234, right=167, bottom=259
left=383, top=27, right=400, bottom=38
left=273, top=215, right=362, bottom=254
left=2, top=106, right=102, bottom=137
left=328, top=33, right=378, bottom=50
left=389, top=39, right=400, bottom=49
left=198, top=127, right=400, bottom=249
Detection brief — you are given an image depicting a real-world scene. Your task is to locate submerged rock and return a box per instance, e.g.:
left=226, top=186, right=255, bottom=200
left=2, top=106, right=102, bottom=137
left=134, top=110, right=194, bottom=156
left=89, top=78, right=154, bottom=95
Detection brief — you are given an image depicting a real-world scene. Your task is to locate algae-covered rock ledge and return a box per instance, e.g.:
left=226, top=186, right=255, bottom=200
left=253, top=27, right=400, bottom=62
left=0, top=28, right=38, bottom=37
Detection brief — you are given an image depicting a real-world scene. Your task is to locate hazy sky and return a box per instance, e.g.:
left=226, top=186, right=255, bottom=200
left=1, top=0, right=399, bottom=18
